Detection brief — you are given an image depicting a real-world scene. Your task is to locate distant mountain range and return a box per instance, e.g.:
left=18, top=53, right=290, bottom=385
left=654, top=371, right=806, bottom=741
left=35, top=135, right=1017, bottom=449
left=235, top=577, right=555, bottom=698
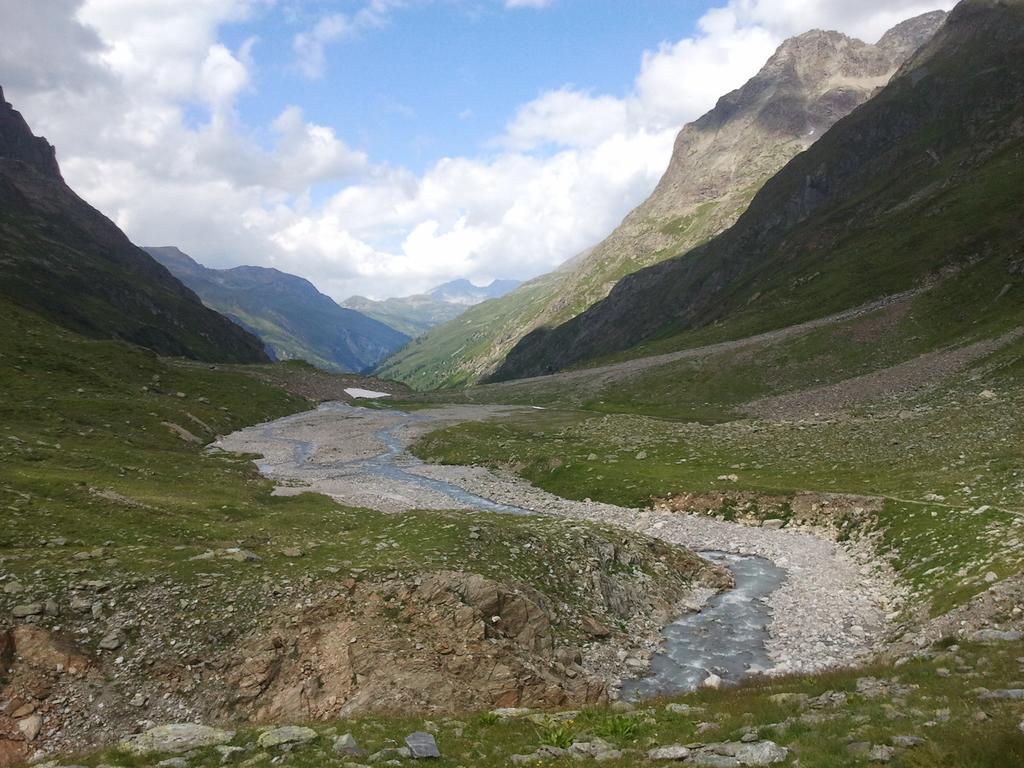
left=343, top=278, right=521, bottom=338
left=147, top=247, right=409, bottom=373
left=0, top=87, right=267, bottom=363
left=377, top=11, right=947, bottom=389
left=491, top=0, right=1022, bottom=380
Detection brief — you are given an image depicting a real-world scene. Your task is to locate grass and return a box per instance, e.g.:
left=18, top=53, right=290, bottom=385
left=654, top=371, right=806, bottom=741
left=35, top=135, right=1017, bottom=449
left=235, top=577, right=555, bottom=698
left=0, top=299, right=710, bottom=648
left=412, top=364, right=1024, bottom=615
left=58, top=637, right=1024, bottom=767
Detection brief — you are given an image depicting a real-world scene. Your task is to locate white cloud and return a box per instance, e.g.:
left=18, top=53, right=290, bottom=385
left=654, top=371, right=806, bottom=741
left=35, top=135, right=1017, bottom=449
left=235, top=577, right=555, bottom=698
left=292, top=0, right=406, bottom=79
left=505, top=0, right=554, bottom=8
left=0, top=0, right=952, bottom=302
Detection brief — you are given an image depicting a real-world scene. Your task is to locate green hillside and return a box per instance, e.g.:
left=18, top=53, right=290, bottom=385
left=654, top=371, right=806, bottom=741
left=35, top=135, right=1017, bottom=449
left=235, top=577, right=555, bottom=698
left=147, top=247, right=409, bottom=373
left=493, top=0, right=1023, bottom=380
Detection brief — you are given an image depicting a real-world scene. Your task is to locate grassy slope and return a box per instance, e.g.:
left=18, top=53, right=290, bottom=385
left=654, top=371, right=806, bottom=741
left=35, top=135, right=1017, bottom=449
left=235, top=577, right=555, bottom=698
left=0, top=167, right=267, bottom=365
left=342, top=294, right=466, bottom=338
left=413, top=326, right=1024, bottom=618
left=378, top=271, right=567, bottom=389
left=0, top=299, right=698, bottom=642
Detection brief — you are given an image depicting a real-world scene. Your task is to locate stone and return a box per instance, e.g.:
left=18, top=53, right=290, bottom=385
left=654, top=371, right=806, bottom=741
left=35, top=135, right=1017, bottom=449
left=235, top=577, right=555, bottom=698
left=334, top=733, right=365, bottom=757
left=701, top=673, right=724, bottom=690
left=580, top=615, right=610, bottom=638
left=215, top=746, right=245, bottom=764
left=891, top=735, right=925, bottom=748
left=768, top=693, right=808, bottom=707
left=98, top=631, right=125, bottom=650
left=979, top=689, right=1024, bottom=700
left=404, top=732, right=440, bottom=759
left=156, top=759, right=190, bottom=768
left=370, top=746, right=411, bottom=762
left=222, top=548, right=260, bottom=562
left=281, top=547, right=304, bottom=558
left=129, top=693, right=147, bottom=708
left=3, top=582, right=24, bottom=594
left=729, top=741, right=788, bottom=765
left=869, top=745, right=895, bottom=763
left=257, top=726, right=318, bottom=748
left=120, top=724, right=235, bottom=755
left=648, top=745, right=691, bottom=760
left=760, top=519, right=786, bottom=530
left=11, top=603, right=43, bottom=618
left=970, top=629, right=1023, bottom=643
left=17, top=715, right=43, bottom=742
left=491, top=707, right=532, bottom=719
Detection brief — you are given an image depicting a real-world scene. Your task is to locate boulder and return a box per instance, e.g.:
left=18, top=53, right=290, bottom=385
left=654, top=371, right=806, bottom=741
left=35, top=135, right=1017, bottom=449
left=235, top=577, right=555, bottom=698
left=121, top=724, right=235, bottom=755
left=17, top=715, right=43, bottom=742
left=648, top=745, right=691, bottom=760
left=405, top=731, right=440, bottom=759
left=333, top=733, right=364, bottom=757
left=257, top=726, right=318, bottom=748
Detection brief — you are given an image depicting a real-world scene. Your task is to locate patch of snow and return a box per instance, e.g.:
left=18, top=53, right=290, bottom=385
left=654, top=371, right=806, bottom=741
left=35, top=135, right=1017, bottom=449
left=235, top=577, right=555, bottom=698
left=345, top=388, right=392, bottom=399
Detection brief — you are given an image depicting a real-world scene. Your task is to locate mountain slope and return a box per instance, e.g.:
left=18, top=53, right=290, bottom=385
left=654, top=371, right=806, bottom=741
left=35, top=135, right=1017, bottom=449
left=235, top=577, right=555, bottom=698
left=378, top=11, right=947, bottom=389
left=344, top=279, right=522, bottom=338
left=0, top=87, right=268, bottom=363
left=147, top=247, right=409, bottom=373
left=341, top=294, right=465, bottom=338
left=492, top=0, right=1022, bottom=381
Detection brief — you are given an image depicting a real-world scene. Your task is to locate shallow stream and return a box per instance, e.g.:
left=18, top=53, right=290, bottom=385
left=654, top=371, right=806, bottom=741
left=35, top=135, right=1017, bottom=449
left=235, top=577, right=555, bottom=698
left=251, top=401, right=787, bottom=697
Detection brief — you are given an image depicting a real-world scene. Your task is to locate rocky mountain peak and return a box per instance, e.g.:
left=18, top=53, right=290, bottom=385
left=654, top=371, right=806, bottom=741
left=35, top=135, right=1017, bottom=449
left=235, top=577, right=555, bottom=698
left=0, top=86, right=63, bottom=182
left=876, top=10, right=949, bottom=62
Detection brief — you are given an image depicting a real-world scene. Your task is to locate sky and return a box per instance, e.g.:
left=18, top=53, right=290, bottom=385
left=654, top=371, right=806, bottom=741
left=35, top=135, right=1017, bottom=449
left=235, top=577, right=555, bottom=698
left=0, top=0, right=953, bottom=301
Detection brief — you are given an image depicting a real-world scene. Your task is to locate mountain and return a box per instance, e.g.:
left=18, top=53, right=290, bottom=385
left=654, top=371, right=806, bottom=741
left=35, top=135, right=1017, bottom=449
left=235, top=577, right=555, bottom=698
left=341, top=294, right=465, bottom=338
left=148, top=247, right=409, bottom=373
left=343, top=278, right=522, bottom=338
left=0, top=86, right=268, bottom=363
left=492, top=0, right=1021, bottom=381
left=377, top=11, right=947, bottom=389
left=428, top=278, right=521, bottom=305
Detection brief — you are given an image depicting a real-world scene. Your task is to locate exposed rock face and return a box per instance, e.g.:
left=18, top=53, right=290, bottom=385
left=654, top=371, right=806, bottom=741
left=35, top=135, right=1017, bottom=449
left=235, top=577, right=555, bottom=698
left=380, top=11, right=946, bottom=389
left=225, top=572, right=608, bottom=721
left=493, top=0, right=1020, bottom=380
left=0, top=87, right=268, bottom=363
left=0, top=87, right=61, bottom=180
left=0, top=627, right=96, bottom=766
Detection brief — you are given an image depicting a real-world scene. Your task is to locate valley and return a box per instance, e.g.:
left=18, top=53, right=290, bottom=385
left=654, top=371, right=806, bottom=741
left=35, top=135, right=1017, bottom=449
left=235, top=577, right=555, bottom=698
left=2, top=1, right=1023, bottom=766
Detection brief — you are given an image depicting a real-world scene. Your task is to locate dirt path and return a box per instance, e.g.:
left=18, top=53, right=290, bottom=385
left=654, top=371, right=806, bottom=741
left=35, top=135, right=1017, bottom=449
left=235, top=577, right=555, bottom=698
left=217, top=403, right=902, bottom=679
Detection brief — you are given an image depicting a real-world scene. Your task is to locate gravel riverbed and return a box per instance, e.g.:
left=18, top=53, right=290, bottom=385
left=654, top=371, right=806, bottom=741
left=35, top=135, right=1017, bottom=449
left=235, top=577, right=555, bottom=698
left=216, top=403, right=903, bottom=680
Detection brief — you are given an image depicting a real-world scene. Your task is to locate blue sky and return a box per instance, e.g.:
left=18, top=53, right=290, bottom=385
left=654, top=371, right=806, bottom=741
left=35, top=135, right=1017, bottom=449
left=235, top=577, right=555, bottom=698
left=1, top=0, right=952, bottom=300
left=223, top=2, right=710, bottom=175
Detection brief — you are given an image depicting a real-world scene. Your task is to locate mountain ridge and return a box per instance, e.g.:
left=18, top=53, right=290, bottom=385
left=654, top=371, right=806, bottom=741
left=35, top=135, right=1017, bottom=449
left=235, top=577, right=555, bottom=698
left=343, top=278, right=521, bottom=338
left=147, top=246, right=409, bottom=373
left=377, top=10, right=947, bottom=389
left=0, top=87, right=268, bottom=363
left=491, top=0, right=1021, bottom=381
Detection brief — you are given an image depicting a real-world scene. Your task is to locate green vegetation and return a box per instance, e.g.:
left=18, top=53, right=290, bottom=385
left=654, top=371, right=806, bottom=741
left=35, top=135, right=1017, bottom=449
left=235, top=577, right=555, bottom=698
left=147, top=247, right=408, bottom=373
left=0, top=299, right=699, bottom=641
left=413, top=358, right=1024, bottom=615
left=61, top=637, right=1024, bottom=767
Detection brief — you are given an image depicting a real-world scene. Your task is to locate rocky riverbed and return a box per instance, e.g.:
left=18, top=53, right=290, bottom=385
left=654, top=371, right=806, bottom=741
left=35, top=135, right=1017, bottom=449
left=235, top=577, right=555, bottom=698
left=216, top=402, right=903, bottom=685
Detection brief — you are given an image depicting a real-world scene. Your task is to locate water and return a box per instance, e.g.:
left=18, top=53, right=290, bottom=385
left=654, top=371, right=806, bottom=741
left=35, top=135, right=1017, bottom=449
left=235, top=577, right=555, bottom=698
left=251, top=403, right=786, bottom=696
left=620, top=551, right=786, bottom=699
left=258, top=402, right=532, bottom=516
